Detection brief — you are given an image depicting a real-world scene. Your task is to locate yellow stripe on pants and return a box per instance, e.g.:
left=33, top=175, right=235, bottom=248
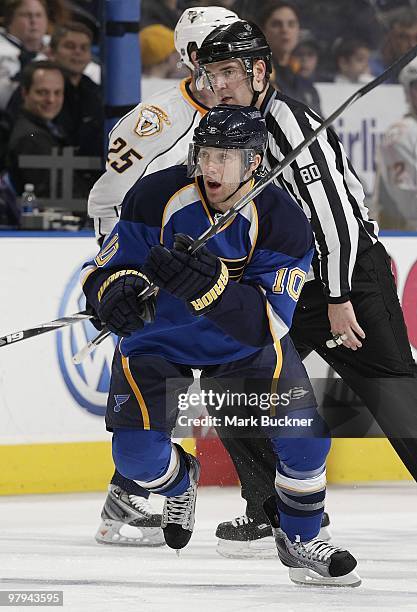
left=121, top=355, right=151, bottom=430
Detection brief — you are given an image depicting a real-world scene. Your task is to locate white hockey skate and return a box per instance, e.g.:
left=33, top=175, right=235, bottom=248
left=263, top=496, right=361, bottom=587
left=162, top=450, right=201, bottom=550
left=216, top=511, right=331, bottom=560
left=95, top=485, right=165, bottom=547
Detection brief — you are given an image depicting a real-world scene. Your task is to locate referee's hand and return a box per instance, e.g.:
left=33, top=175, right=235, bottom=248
left=327, top=301, right=365, bottom=350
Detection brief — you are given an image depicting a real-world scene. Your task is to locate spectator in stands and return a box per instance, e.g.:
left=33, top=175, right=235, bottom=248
left=141, top=0, right=181, bottom=31
left=333, top=38, right=372, bottom=84
left=370, top=7, right=417, bottom=82
left=257, top=0, right=321, bottom=114
left=140, top=24, right=186, bottom=79
left=0, top=0, right=49, bottom=109
left=291, top=34, right=321, bottom=82
left=48, top=22, right=103, bottom=156
left=6, top=60, right=66, bottom=197
left=374, top=57, right=417, bottom=230
left=6, top=22, right=103, bottom=157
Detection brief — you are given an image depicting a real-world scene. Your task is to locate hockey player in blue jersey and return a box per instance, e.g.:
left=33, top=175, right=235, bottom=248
left=81, top=105, right=360, bottom=587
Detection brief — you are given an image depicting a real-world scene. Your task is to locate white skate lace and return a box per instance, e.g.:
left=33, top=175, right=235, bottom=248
left=128, top=495, right=154, bottom=517
left=293, top=537, right=342, bottom=562
left=166, top=485, right=196, bottom=528
left=231, top=515, right=252, bottom=527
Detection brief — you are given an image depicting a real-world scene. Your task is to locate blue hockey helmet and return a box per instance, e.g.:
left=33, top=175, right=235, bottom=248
left=188, top=104, right=267, bottom=183
left=193, top=104, right=267, bottom=153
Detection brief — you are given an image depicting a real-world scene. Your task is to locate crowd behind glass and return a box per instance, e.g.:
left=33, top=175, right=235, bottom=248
left=1, top=0, right=416, bottom=230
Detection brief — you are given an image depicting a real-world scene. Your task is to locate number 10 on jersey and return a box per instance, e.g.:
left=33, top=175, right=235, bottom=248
left=273, top=267, right=306, bottom=301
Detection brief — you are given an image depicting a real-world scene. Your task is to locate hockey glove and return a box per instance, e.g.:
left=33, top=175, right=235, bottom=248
left=96, top=269, right=156, bottom=336
left=143, top=234, right=228, bottom=316
left=85, top=301, right=105, bottom=332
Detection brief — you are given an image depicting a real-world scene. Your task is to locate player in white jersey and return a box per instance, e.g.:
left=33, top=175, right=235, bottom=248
left=89, top=6, right=238, bottom=244
left=375, top=58, right=417, bottom=230
left=91, top=6, right=239, bottom=546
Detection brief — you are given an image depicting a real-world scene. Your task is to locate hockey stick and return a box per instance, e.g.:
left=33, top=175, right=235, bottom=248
left=72, top=326, right=113, bottom=363
left=2, top=44, right=416, bottom=356
left=72, top=44, right=417, bottom=362
left=0, top=311, right=92, bottom=348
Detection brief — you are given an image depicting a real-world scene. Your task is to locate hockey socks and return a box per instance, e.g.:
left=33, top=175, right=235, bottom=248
left=112, top=429, right=190, bottom=497
left=275, top=467, right=326, bottom=542
left=271, top=436, right=330, bottom=542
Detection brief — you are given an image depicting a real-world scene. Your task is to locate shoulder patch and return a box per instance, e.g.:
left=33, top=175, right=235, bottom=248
left=134, top=105, right=171, bottom=137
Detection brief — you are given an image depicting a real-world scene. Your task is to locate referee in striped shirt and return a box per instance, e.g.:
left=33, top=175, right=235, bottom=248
left=196, top=18, right=417, bottom=550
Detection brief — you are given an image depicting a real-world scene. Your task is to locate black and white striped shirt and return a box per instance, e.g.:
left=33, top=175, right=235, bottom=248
left=260, top=85, right=379, bottom=303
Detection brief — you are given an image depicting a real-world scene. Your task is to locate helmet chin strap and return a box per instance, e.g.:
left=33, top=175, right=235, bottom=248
left=231, top=58, right=267, bottom=108
left=219, top=175, right=252, bottom=206
left=250, top=77, right=268, bottom=107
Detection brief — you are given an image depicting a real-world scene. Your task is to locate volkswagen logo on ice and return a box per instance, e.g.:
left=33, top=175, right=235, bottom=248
left=56, top=264, right=116, bottom=416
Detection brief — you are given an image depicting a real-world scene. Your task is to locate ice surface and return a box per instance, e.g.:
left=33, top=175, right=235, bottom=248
left=1, top=483, right=416, bottom=612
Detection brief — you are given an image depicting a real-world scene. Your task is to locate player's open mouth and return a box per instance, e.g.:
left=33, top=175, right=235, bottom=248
left=221, top=96, right=233, bottom=103
left=207, top=180, right=221, bottom=189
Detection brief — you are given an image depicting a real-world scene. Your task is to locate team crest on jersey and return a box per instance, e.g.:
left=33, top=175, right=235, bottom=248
left=135, top=105, right=171, bottom=137
left=113, top=394, right=130, bottom=412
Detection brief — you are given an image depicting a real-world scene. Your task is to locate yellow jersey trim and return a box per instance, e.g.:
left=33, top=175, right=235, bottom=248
left=95, top=234, right=119, bottom=267
left=160, top=183, right=197, bottom=244
left=121, top=356, right=151, bottom=430
left=80, top=266, right=97, bottom=287
left=266, top=301, right=283, bottom=417
left=180, top=78, right=209, bottom=115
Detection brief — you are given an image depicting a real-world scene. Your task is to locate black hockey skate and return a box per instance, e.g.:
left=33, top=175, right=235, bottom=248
left=161, top=449, right=201, bottom=550
left=216, top=511, right=331, bottom=559
left=95, top=484, right=165, bottom=546
left=263, top=496, right=361, bottom=587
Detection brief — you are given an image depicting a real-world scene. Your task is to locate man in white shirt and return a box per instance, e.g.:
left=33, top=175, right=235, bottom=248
left=0, top=0, right=48, bottom=109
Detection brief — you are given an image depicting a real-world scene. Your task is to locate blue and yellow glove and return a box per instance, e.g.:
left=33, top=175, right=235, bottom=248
left=143, top=234, right=229, bottom=315
left=95, top=269, right=156, bottom=336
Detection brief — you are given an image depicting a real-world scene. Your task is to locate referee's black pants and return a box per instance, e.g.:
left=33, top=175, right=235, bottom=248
left=207, top=241, right=417, bottom=520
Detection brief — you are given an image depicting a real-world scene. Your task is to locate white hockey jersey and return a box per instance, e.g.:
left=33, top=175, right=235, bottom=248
left=376, top=114, right=417, bottom=230
left=88, top=78, right=208, bottom=241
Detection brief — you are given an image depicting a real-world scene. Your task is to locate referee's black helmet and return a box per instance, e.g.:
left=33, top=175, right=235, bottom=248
left=196, top=20, right=273, bottom=76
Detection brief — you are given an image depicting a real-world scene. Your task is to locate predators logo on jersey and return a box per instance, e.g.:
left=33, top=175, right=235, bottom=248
left=135, top=105, right=171, bottom=137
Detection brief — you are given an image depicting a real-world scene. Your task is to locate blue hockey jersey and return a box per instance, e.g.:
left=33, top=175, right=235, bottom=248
left=82, top=165, right=314, bottom=366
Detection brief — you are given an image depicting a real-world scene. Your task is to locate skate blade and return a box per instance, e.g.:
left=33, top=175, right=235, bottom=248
left=95, top=521, right=165, bottom=547
left=216, top=536, right=277, bottom=560
left=289, top=567, right=362, bottom=588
